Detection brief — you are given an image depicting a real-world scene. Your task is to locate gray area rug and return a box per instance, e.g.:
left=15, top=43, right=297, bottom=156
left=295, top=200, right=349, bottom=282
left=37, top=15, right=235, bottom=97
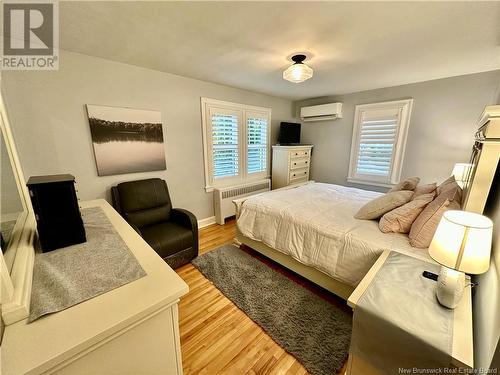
left=192, top=245, right=352, bottom=375
left=29, top=207, right=146, bottom=322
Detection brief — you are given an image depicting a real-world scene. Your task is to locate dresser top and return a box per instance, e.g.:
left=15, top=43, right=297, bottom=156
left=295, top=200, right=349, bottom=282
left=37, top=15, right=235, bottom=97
left=2, top=199, right=189, bottom=374
left=27, top=174, right=76, bottom=185
left=348, top=250, right=473, bottom=369
left=272, top=144, right=313, bottom=149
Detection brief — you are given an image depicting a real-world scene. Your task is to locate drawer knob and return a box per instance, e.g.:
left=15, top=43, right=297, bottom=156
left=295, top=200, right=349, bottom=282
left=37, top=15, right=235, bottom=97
left=304, top=172, right=307, bottom=174
left=305, top=161, right=308, bottom=164
left=293, top=174, right=296, bottom=177
left=294, top=162, right=296, bottom=165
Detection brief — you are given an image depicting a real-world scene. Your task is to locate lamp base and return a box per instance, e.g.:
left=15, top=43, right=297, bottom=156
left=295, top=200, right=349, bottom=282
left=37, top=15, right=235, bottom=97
left=436, top=266, right=465, bottom=309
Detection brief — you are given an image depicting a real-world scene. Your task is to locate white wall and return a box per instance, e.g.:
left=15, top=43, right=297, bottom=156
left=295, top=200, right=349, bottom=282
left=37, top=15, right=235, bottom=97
left=1, top=50, right=295, bottom=220
left=295, top=70, right=500, bottom=191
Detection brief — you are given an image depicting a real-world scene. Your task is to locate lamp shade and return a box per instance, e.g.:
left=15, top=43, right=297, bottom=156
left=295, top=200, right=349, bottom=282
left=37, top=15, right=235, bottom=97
left=283, top=54, right=313, bottom=83
left=452, top=163, right=472, bottom=188
left=283, top=63, right=313, bottom=83
left=429, top=210, right=493, bottom=274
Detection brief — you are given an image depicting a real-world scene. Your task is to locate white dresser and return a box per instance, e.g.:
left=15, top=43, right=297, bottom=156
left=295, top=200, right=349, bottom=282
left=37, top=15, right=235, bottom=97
left=271, top=145, right=313, bottom=189
left=2, top=199, right=189, bottom=375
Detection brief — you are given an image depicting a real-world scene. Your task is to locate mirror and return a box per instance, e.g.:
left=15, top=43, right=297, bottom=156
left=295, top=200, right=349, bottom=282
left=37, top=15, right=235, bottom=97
left=1, top=130, right=26, bottom=271
left=1, top=85, right=35, bottom=324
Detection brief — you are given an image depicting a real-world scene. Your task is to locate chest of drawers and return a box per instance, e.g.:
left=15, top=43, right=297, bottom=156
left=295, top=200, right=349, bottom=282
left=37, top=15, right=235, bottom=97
left=271, top=145, right=313, bottom=189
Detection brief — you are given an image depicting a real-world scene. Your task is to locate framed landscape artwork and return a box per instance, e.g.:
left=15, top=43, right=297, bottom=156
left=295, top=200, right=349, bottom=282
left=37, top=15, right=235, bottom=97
left=86, top=104, right=166, bottom=176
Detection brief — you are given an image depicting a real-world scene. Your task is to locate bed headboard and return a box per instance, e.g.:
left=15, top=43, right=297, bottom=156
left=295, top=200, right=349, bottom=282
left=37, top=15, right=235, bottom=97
left=472, top=163, right=500, bottom=369
left=461, top=106, right=500, bottom=369
left=462, top=105, right=500, bottom=213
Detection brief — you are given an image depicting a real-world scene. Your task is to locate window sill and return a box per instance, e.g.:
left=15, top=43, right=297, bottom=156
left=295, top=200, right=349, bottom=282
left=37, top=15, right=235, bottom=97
left=346, top=177, right=394, bottom=189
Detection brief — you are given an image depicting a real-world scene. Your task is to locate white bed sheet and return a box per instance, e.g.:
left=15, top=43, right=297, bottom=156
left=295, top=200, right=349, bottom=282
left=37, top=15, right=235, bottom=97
left=237, top=182, right=434, bottom=286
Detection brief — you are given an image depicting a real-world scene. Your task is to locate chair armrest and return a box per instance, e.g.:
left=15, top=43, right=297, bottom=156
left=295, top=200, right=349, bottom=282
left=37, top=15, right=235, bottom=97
left=171, top=208, right=199, bottom=254
left=171, top=208, right=198, bottom=232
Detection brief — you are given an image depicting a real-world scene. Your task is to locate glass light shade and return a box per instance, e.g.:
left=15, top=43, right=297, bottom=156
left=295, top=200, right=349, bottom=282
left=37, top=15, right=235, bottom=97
left=429, top=210, right=493, bottom=274
left=283, top=63, right=313, bottom=83
left=452, top=163, right=472, bottom=188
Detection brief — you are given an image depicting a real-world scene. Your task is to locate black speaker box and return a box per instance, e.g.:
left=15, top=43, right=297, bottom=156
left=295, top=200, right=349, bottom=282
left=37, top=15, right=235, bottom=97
left=27, top=174, right=86, bottom=252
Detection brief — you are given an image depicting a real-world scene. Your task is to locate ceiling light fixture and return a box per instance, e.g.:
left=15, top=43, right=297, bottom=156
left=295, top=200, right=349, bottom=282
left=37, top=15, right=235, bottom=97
left=283, top=54, right=313, bottom=83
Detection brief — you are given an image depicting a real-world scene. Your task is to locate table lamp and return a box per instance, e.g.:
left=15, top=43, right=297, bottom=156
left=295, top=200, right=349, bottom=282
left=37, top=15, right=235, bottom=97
left=428, top=210, right=493, bottom=309
left=452, top=163, right=472, bottom=189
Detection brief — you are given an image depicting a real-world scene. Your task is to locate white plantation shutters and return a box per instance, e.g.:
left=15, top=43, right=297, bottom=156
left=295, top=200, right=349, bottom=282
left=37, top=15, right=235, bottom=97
left=202, top=98, right=271, bottom=191
left=356, top=111, right=398, bottom=177
left=348, top=100, right=413, bottom=186
left=247, top=114, right=268, bottom=175
left=211, top=112, right=239, bottom=179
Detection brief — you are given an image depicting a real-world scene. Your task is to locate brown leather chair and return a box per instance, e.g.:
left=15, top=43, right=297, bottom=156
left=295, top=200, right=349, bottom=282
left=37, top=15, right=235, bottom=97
left=111, top=178, right=198, bottom=269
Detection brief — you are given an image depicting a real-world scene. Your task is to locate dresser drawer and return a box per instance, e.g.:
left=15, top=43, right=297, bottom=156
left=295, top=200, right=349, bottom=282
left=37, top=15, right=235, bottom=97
left=289, top=176, right=309, bottom=185
left=289, top=168, right=309, bottom=181
left=290, top=158, right=310, bottom=170
left=290, top=149, right=311, bottom=159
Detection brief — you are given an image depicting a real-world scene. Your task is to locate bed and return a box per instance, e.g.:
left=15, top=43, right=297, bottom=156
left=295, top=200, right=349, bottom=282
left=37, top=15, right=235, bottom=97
left=234, top=181, right=434, bottom=299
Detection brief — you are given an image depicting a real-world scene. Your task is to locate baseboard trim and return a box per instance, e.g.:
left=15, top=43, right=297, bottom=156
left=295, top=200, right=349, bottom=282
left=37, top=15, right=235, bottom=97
left=198, top=216, right=216, bottom=229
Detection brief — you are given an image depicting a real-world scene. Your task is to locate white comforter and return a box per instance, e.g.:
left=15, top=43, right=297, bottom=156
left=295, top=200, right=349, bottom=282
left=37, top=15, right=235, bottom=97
left=237, top=182, right=433, bottom=286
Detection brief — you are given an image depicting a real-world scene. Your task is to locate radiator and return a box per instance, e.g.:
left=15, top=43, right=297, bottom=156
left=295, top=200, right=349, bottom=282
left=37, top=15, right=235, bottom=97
left=214, top=179, right=271, bottom=225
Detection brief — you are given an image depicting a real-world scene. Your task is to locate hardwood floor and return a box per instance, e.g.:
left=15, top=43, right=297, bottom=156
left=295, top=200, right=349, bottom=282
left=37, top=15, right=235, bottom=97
left=176, top=218, right=347, bottom=375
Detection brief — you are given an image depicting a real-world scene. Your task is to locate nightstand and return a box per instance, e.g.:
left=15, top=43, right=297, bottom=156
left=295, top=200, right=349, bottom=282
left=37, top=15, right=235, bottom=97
left=346, top=250, right=473, bottom=374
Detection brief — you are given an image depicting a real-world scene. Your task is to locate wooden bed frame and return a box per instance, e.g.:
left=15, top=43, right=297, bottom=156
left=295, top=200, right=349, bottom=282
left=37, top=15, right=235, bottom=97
left=233, top=181, right=355, bottom=300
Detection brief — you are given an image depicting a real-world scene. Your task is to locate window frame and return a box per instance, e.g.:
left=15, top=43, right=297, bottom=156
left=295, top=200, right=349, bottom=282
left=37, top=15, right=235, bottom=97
left=201, top=98, right=271, bottom=192
left=347, top=99, right=413, bottom=188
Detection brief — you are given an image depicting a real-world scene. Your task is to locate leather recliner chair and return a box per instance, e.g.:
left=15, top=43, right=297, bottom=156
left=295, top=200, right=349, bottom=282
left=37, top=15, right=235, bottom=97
left=111, top=178, right=198, bottom=269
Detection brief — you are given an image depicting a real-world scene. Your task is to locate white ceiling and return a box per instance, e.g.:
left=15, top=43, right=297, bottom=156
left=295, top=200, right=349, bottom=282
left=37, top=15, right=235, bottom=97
left=59, top=1, right=500, bottom=100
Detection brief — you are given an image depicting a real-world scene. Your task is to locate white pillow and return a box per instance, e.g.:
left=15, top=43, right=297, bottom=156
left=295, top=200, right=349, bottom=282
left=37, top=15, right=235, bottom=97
left=354, top=191, right=414, bottom=220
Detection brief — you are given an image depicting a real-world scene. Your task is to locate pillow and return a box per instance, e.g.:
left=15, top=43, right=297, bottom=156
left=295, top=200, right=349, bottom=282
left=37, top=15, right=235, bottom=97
left=354, top=191, right=413, bottom=220
left=379, top=193, right=435, bottom=233
left=437, top=176, right=463, bottom=205
left=412, top=183, right=437, bottom=199
left=436, top=176, right=456, bottom=195
left=409, top=189, right=461, bottom=248
left=388, top=177, right=420, bottom=192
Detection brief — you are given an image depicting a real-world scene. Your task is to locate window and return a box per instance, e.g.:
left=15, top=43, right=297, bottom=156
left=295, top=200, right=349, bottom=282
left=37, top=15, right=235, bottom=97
left=201, top=98, right=271, bottom=191
left=211, top=111, right=240, bottom=179
left=347, top=99, right=413, bottom=187
left=246, top=115, right=268, bottom=174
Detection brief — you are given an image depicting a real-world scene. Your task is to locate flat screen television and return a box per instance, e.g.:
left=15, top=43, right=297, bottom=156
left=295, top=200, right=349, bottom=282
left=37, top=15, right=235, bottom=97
left=278, top=122, right=301, bottom=145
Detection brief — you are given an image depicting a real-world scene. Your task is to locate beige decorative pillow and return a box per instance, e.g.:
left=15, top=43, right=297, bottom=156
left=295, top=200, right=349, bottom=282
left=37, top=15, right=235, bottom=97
left=354, top=191, right=413, bottom=220
left=436, top=176, right=456, bottom=195
left=437, top=177, right=463, bottom=205
left=409, top=189, right=461, bottom=248
left=379, top=193, right=435, bottom=234
left=388, top=177, right=420, bottom=193
left=412, top=183, right=437, bottom=199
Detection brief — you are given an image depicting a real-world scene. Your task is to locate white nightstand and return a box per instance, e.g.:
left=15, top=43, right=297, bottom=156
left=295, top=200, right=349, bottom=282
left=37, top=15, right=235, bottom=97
left=346, top=250, right=473, bottom=374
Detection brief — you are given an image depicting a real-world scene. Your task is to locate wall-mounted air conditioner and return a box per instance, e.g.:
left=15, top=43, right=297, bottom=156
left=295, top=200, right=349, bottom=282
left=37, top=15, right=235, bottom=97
left=300, top=103, right=343, bottom=122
